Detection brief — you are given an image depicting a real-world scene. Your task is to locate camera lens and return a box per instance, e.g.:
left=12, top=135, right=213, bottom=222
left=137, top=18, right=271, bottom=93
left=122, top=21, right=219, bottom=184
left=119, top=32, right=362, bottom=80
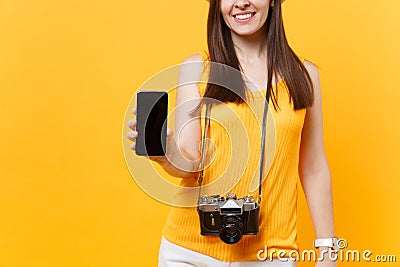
left=219, top=216, right=244, bottom=244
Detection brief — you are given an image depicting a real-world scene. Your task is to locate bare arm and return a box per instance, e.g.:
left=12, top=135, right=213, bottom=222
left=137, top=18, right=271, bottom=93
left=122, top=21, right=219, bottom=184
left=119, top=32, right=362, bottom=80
left=299, top=62, right=335, bottom=264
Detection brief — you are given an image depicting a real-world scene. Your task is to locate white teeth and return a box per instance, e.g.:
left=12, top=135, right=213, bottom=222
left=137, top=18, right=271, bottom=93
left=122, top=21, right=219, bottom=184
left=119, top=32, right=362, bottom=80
left=234, top=13, right=253, bottom=20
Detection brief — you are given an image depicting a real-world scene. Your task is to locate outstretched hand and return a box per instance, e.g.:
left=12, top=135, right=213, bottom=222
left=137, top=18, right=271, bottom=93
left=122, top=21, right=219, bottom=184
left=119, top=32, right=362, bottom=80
left=127, top=107, right=175, bottom=162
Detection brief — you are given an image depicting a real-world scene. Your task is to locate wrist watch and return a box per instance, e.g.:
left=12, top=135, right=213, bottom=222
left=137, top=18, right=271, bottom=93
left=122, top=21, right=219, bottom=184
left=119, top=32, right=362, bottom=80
left=313, top=237, right=339, bottom=250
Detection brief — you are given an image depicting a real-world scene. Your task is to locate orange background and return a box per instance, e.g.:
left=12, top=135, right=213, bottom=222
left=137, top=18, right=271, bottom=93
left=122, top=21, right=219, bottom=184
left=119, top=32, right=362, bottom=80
left=1, top=0, right=399, bottom=266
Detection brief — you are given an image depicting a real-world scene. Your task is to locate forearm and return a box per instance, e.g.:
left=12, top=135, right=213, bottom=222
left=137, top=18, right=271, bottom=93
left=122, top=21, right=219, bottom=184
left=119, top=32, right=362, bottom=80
left=300, top=167, right=335, bottom=239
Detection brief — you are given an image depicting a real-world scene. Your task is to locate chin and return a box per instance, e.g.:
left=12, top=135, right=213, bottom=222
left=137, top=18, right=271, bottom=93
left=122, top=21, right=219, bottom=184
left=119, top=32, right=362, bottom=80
left=231, top=29, right=261, bottom=37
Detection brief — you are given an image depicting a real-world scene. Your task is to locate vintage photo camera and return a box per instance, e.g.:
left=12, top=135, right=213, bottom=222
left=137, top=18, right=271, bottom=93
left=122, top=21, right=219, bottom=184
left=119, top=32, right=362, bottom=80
left=197, top=193, right=259, bottom=244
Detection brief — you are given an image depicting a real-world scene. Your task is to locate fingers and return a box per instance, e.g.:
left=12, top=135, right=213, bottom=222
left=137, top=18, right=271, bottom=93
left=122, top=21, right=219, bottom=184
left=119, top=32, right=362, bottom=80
left=127, top=108, right=138, bottom=151
left=128, top=107, right=137, bottom=131
left=127, top=115, right=173, bottom=153
left=129, top=142, right=135, bottom=150
left=128, top=119, right=136, bottom=130
left=127, top=130, right=138, bottom=142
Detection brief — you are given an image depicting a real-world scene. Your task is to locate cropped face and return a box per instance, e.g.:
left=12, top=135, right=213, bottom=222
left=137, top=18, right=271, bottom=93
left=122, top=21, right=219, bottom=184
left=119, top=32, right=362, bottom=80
left=220, top=0, right=272, bottom=37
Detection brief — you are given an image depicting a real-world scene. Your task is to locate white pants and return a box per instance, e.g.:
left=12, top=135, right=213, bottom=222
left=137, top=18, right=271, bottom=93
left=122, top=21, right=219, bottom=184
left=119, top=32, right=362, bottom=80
left=158, top=237, right=298, bottom=267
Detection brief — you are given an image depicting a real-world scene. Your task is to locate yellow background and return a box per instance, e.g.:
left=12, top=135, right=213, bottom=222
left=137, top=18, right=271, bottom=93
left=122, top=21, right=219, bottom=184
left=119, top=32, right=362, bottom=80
left=1, top=0, right=399, bottom=266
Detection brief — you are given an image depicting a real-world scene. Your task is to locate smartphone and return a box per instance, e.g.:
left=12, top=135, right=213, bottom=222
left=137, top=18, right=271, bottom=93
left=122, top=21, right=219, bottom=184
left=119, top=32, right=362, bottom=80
left=135, top=91, right=168, bottom=156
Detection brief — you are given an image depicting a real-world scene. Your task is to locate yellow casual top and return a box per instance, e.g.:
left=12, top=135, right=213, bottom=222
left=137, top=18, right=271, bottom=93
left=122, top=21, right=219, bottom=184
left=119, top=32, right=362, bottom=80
left=162, top=51, right=307, bottom=262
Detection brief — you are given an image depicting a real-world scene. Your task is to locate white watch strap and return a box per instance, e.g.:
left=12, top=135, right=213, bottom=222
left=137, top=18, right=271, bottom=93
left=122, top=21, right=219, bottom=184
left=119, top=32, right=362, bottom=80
left=313, top=237, right=338, bottom=249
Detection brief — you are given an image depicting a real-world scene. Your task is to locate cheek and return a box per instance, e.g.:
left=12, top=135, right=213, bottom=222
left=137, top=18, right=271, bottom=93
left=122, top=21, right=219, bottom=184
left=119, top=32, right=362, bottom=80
left=220, top=0, right=233, bottom=10
left=219, top=0, right=234, bottom=18
left=256, top=0, right=271, bottom=7
left=260, top=10, right=270, bottom=22
left=255, top=5, right=271, bottom=23
left=219, top=7, right=232, bottom=26
left=219, top=5, right=230, bottom=17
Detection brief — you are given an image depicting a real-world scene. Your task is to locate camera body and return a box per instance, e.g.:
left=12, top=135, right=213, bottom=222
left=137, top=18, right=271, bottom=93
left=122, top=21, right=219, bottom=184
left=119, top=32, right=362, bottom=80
left=197, top=193, right=259, bottom=244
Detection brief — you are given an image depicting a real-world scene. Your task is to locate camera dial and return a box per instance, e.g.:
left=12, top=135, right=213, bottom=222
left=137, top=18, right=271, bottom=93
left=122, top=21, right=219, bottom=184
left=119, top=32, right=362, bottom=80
left=244, top=195, right=255, bottom=203
left=226, top=193, right=237, bottom=199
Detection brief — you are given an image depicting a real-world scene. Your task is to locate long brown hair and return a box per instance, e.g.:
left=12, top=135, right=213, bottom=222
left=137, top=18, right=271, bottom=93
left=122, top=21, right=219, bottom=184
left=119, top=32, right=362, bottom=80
left=203, top=0, right=314, bottom=110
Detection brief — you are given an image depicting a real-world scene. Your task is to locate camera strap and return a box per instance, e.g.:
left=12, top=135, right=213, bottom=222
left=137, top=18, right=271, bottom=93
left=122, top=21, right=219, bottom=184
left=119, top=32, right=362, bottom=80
left=258, top=88, right=271, bottom=204
left=198, top=89, right=271, bottom=204
left=198, top=102, right=211, bottom=189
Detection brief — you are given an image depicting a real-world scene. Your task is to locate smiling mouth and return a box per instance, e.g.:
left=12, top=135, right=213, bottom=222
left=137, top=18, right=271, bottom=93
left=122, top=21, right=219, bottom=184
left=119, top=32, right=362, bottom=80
left=233, top=12, right=256, bottom=20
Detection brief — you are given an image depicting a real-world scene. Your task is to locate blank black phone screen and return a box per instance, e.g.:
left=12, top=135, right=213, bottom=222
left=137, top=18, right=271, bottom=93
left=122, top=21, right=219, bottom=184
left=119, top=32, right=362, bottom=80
left=135, top=91, right=168, bottom=156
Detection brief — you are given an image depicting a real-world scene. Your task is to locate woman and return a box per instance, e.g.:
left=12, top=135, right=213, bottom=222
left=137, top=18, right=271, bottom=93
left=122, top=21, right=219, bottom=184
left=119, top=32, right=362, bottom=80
left=128, top=0, right=336, bottom=266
